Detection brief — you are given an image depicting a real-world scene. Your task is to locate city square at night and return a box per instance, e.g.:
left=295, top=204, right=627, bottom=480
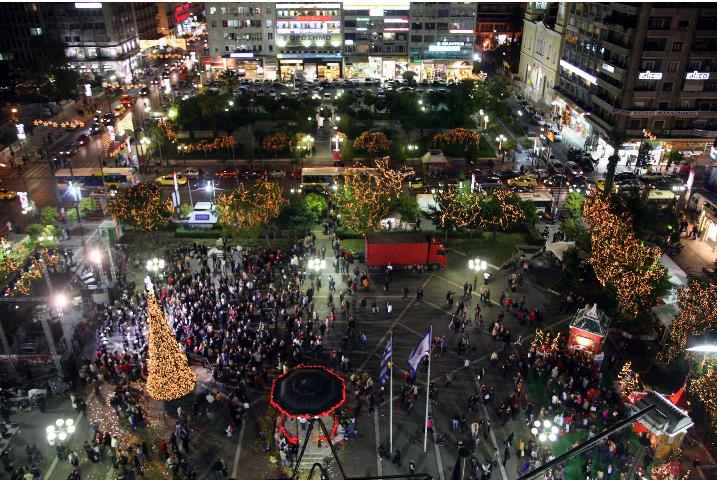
left=0, top=1, right=716, bottom=479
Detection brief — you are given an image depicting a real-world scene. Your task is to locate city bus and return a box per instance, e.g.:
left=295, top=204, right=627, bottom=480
left=516, top=191, right=555, bottom=214
left=300, top=167, right=377, bottom=190
left=55, top=167, right=139, bottom=190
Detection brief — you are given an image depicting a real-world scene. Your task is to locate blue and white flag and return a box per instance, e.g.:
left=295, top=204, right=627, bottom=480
left=380, top=333, right=393, bottom=384
left=407, top=329, right=431, bottom=372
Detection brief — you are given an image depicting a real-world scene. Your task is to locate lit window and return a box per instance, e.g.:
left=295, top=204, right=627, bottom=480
left=30, top=27, right=43, bottom=36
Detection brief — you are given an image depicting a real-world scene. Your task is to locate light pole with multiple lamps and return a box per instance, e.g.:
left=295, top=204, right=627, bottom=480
left=468, top=258, right=487, bottom=290
left=531, top=418, right=559, bottom=443
left=46, top=418, right=75, bottom=446
left=146, top=257, right=166, bottom=283
left=307, top=257, right=326, bottom=285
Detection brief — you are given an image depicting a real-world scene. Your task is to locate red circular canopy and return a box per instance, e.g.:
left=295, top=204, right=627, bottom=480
left=269, top=365, right=346, bottom=419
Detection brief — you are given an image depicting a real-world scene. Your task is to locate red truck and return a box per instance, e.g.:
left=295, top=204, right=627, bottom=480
left=364, top=233, right=447, bottom=269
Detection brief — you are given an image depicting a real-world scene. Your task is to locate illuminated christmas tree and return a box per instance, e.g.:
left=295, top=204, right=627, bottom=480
left=145, top=277, right=196, bottom=401
left=617, top=362, right=641, bottom=397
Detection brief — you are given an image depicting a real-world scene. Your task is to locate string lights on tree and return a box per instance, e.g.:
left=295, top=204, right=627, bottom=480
left=144, top=277, right=196, bottom=401
left=352, top=131, right=390, bottom=158
left=108, top=182, right=173, bottom=232
left=616, top=361, right=642, bottom=397
left=531, top=328, right=561, bottom=354
left=659, top=280, right=717, bottom=363
left=215, top=176, right=284, bottom=234
left=180, top=135, right=236, bottom=153
left=431, top=127, right=481, bottom=148
left=650, top=461, right=690, bottom=480
left=157, top=119, right=177, bottom=142
left=261, top=132, right=292, bottom=157
left=582, top=191, right=666, bottom=316
left=690, top=369, right=717, bottom=429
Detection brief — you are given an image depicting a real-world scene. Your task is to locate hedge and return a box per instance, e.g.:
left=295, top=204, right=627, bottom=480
left=175, top=227, right=222, bottom=239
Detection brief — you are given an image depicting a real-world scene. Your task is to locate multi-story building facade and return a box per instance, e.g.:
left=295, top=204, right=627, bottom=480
left=132, top=3, right=163, bottom=41
left=0, top=2, right=47, bottom=66
left=407, top=2, right=476, bottom=81
left=275, top=1, right=343, bottom=80
left=551, top=2, right=717, bottom=163
left=517, top=2, right=567, bottom=107
left=42, top=2, right=140, bottom=80
left=206, top=2, right=277, bottom=78
left=203, top=1, right=479, bottom=81
left=475, top=2, right=525, bottom=52
left=342, top=1, right=410, bottom=80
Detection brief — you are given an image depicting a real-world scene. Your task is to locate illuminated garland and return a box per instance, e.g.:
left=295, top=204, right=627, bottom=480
left=582, top=191, right=666, bottom=316
left=353, top=131, right=390, bottom=157
left=660, top=281, right=717, bottom=363
left=691, top=369, right=717, bottom=428
left=180, top=135, right=236, bottom=153
left=147, top=52, right=184, bottom=60
left=431, top=127, right=481, bottom=148
left=108, top=182, right=173, bottom=231
left=157, top=119, right=177, bottom=142
left=486, top=188, right=526, bottom=231
left=291, top=132, right=313, bottom=154
left=33, top=119, right=84, bottom=129
left=145, top=280, right=196, bottom=401
left=216, top=177, right=284, bottom=233
left=617, top=362, right=641, bottom=397
left=102, top=82, right=147, bottom=90
left=261, top=132, right=292, bottom=155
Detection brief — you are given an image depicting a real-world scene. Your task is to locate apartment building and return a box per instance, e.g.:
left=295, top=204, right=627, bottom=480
left=552, top=2, right=717, bottom=163
left=475, top=2, right=525, bottom=52
left=205, top=2, right=277, bottom=78
left=342, top=1, right=410, bottom=80
left=517, top=2, right=567, bottom=107
left=41, top=2, right=140, bottom=80
left=0, top=3, right=47, bottom=66
left=407, top=2, right=477, bottom=81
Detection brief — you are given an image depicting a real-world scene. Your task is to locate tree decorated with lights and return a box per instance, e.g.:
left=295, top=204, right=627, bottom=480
left=261, top=132, right=292, bottom=157
left=432, top=183, right=482, bottom=231
left=334, top=159, right=412, bottom=234
left=659, top=281, right=717, bottom=363
left=616, top=361, right=642, bottom=397
left=215, top=176, right=284, bottom=236
left=650, top=461, right=690, bottom=480
left=431, top=128, right=481, bottom=162
left=144, top=277, right=196, bottom=401
left=353, top=131, right=390, bottom=158
left=480, top=188, right=526, bottom=231
left=582, top=191, right=666, bottom=316
left=691, top=369, right=717, bottom=429
left=108, top=182, right=173, bottom=232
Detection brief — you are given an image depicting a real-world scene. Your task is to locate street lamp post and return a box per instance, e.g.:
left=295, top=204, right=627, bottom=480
left=307, top=257, right=327, bottom=285
left=46, top=418, right=76, bottom=446
left=52, top=292, right=73, bottom=354
left=146, top=257, right=166, bottom=282
left=495, top=134, right=507, bottom=152
left=468, top=258, right=487, bottom=290
left=483, top=115, right=489, bottom=130
left=531, top=419, right=559, bottom=443
left=89, top=248, right=109, bottom=300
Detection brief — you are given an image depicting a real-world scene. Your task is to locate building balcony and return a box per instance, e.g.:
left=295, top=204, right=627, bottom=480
left=588, top=112, right=615, bottom=133
left=592, top=93, right=618, bottom=111
left=601, top=37, right=631, bottom=55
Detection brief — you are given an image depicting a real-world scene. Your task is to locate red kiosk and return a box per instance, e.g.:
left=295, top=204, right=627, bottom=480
left=568, top=304, right=611, bottom=354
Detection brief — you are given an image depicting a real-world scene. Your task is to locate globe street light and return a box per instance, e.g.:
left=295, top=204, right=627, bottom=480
left=46, top=418, right=75, bottom=446
left=146, top=257, right=166, bottom=273
left=307, top=257, right=327, bottom=273
left=531, top=419, right=559, bottom=443
left=496, top=134, right=507, bottom=152
left=483, top=115, right=489, bottom=130
left=468, top=258, right=487, bottom=289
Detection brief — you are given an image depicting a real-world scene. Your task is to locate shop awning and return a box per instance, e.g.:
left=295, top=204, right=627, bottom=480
left=545, top=241, right=576, bottom=262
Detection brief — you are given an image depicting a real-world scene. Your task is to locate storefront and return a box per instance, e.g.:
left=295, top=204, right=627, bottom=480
left=277, top=54, right=342, bottom=81
left=697, top=204, right=717, bottom=253
left=407, top=59, right=472, bottom=81
left=552, top=97, right=593, bottom=143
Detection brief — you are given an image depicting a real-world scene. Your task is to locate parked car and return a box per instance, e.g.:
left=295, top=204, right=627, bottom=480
left=215, top=169, right=238, bottom=179
left=269, top=169, right=287, bottom=178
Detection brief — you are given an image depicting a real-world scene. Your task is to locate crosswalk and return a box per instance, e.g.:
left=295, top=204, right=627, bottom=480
left=0, top=155, right=111, bottom=181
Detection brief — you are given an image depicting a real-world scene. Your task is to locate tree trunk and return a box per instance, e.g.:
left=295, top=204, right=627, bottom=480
left=603, top=153, right=619, bottom=197
left=264, top=229, right=272, bottom=248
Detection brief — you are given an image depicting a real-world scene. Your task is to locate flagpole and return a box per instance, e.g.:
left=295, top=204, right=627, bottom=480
left=423, top=325, right=432, bottom=453
left=389, top=331, right=394, bottom=454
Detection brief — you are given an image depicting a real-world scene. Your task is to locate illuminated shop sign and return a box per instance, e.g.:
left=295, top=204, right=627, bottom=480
left=277, top=3, right=340, bottom=8
left=601, top=63, right=614, bottom=73
left=429, top=45, right=461, bottom=52
left=229, top=52, right=254, bottom=58
left=686, top=71, right=710, bottom=80
left=175, top=3, right=191, bottom=22
left=296, top=15, right=334, bottom=21
left=383, top=18, right=409, bottom=23
left=449, top=29, right=474, bottom=34
left=559, top=59, right=596, bottom=85
left=385, top=27, right=409, bottom=32
left=74, top=2, right=102, bottom=8
left=638, top=71, right=662, bottom=80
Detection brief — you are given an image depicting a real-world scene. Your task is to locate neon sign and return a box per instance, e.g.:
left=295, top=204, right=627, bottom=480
left=175, top=3, right=191, bottom=23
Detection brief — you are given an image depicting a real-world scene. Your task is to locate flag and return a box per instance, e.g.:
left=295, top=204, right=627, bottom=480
left=407, top=329, right=431, bottom=372
left=379, top=333, right=392, bottom=384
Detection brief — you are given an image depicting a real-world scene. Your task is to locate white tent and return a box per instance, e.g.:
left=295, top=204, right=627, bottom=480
left=421, top=149, right=448, bottom=166
left=545, top=241, right=576, bottom=263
